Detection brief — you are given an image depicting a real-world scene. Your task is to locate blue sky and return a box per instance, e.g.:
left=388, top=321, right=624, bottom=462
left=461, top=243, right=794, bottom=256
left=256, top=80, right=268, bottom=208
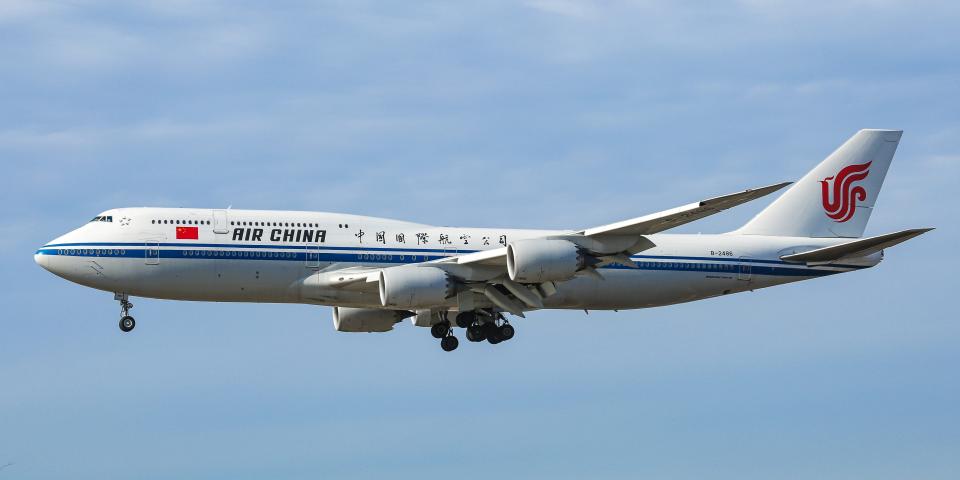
left=2, top=1, right=958, bottom=478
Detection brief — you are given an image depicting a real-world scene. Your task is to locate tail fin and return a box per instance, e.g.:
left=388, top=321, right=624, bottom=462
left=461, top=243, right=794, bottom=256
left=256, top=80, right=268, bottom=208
left=737, top=129, right=902, bottom=238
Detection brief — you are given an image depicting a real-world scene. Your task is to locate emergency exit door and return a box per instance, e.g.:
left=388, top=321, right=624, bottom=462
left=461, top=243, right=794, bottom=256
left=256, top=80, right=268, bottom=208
left=305, top=242, right=320, bottom=269
left=212, top=210, right=229, bottom=234
left=145, top=242, right=160, bottom=265
left=737, top=257, right=752, bottom=281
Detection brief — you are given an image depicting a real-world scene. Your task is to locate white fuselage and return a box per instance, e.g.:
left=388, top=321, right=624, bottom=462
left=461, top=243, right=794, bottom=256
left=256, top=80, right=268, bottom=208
left=34, top=208, right=878, bottom=311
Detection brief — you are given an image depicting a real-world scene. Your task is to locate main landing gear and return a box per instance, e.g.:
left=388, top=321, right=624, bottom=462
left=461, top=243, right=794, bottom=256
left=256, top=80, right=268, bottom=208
left=115, top=293, right=135, bottom=332
left=431, top=311, right=460, bottom=351
left=436, top=310, right=515, bottom=352
left=440, top=335, right=459, bottom=352
left=467, top=316, right=514, bottom=344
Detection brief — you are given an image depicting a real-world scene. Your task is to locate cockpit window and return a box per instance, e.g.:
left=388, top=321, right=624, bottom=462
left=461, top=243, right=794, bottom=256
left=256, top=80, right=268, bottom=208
left=89, top=216, right=113, bottom=223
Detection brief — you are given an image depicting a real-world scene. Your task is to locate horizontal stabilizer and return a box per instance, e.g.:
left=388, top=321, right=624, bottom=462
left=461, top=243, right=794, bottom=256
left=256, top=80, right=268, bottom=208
left=780, top=228, right=933, bottom=263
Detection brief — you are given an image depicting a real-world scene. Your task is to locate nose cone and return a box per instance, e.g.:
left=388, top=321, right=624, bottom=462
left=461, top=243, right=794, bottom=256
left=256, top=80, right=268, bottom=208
left=35, top=248, right=52, bottom=272
left=37, top=229, right=78, bottom=273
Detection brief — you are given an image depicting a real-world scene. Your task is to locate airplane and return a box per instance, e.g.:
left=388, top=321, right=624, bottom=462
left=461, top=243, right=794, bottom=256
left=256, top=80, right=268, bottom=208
left=34, top=129, right=932, bottom=351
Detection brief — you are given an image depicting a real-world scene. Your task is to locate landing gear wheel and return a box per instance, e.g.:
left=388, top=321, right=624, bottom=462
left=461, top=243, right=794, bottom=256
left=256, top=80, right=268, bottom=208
left=455, top=311, right=477, bottom=328
left=484, top=323, right=502, bottom=344
left=119, top=315, right=136, bottom=332
left=466, top=325, right=485, bottom=342
left=431, top=322, right=450, bottom=339
left=440, top=335, right=459, bottom=352
left=115, top=293, right=135, bottom=333
left=499, top=323, right=515, bottom=341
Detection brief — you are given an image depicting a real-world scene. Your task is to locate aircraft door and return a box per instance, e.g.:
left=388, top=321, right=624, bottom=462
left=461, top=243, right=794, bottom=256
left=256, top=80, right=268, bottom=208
left=213, top=210, right=229, bottom=234
left=737, top=257, right=752, bottom=281
left=145, top=242, right=160, bottom=265
left=305, top=242, right=320, bottom=269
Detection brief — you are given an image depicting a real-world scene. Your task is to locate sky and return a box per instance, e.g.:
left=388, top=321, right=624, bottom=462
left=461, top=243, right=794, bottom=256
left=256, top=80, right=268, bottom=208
left=1, top=0, right=958, bottom=478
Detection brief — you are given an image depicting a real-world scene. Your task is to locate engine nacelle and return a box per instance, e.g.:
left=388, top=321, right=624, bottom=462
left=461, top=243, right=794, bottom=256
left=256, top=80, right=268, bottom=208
left=379, top=266, right=455, bottom=309
left=332, top=307, right=413, bottom=332
left=507, top=239, right=588, bottom=283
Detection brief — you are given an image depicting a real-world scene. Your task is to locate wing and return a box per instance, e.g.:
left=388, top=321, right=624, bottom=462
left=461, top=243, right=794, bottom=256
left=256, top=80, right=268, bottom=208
left=580, top=182, right=791, bottom=237
left=315, top=265, right=381, bottom=289
left=453, top=181, right=791, bottom=267
left=318, top=181, right=789, bottom=315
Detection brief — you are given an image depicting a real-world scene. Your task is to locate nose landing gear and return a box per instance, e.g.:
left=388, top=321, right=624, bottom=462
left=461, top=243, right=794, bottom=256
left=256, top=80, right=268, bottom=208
left=115, top=293, right=135, bottom=332
left=120, top=315, right=135, bottom=332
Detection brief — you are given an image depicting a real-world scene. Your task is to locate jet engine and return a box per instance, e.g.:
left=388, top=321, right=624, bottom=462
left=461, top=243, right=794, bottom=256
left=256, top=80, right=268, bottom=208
left=379, top=266, right=456, bottom=309
left=332, top=307, right=413, bottom=332
left=507, top=239, right=591, bottom=283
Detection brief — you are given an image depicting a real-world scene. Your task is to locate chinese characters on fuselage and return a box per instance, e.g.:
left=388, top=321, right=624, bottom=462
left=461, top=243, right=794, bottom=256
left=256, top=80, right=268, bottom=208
left=230, top=226, right=507, bottom=248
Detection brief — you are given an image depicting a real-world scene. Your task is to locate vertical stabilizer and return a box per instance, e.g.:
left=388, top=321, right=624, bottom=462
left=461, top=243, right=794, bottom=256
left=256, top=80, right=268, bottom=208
left=737, top=129, right=901, bottom=238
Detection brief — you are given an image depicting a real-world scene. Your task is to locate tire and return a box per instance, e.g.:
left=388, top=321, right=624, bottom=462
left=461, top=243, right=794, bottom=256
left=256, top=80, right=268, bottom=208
left=499, top=324, right=515, bottom=341
left=485, top=324, right=502, bottom=344
left=430, top=322, right=449, bottom=339
left=466, top=325, right=485, bottom=342
left=119, top=316, right=135, bottom=332
left=455, top=311, right=477, bottom=328
left=440, top=336, right=459, bottom=352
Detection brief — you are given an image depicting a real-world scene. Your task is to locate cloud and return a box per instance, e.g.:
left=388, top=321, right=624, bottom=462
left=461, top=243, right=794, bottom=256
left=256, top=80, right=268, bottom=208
left=524, top=0, right=598, bottom=19
left=0, top=1, right=275, bottom=76
left=0, top=118, right=264, bottom=151
left=0, top=0, right=65, bottom=23
left=3, top=2, right=960, bottom=479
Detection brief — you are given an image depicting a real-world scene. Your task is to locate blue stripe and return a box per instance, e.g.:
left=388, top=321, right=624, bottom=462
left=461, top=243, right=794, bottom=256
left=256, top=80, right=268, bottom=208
left=39, top=241, right=859, bottom=268
left=42, top=241, right=467, bottom=254
left=35, top=246, right=854, bottom=278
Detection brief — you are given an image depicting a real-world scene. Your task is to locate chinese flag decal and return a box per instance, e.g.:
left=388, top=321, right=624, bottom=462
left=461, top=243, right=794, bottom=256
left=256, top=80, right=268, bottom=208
left=176, top=226, right=199, bottom=240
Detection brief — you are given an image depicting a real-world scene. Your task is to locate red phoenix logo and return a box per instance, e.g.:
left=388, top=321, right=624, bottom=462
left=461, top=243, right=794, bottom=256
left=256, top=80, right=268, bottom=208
left=820, top=161, right=871, bottom=223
